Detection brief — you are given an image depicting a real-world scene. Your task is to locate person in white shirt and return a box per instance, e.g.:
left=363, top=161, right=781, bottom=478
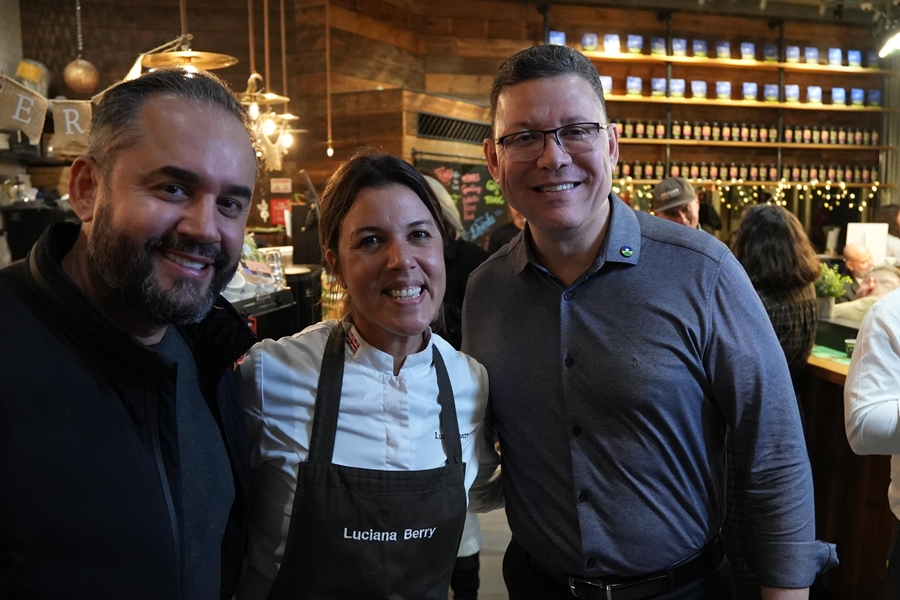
left=235, top=150, right=502, bottom=600
left=845, top=286, right=900, bottom=596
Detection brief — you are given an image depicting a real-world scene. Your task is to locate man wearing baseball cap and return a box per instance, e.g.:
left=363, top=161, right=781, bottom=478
left=652, top=176, right=700, bottom=228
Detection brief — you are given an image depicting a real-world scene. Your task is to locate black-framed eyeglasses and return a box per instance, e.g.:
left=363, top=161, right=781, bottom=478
left=495, top=122, right=609, bottom=162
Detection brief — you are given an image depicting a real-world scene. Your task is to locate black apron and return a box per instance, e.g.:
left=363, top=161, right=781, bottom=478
left=266, top=323, right=468, bottom=600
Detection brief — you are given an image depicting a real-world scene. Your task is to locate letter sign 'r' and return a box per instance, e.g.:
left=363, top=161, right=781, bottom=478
left=63, top=108, right=85, bottom=134
left=12, top=94, right=34, bottom=125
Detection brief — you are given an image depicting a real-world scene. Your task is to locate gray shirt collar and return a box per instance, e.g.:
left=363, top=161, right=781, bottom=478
left=509, top=193, right=642, bottom=282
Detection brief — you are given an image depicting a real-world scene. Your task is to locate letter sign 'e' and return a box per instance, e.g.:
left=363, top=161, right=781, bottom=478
left=12, top=94, right=34, bottom=125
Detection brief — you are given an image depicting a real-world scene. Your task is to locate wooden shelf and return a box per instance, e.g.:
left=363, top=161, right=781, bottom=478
left=0, top=151, right=70, bottom=167
left=780, top=62, right=889, bottom=76
left=604, top=94, right=894, bottom=112
left=584, top=50, right=891, bottom=76
left=618, top=139, right=893, bottom=151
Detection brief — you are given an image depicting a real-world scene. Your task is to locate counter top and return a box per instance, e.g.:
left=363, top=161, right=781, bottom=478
left=806, top=345, right=850, bottom=386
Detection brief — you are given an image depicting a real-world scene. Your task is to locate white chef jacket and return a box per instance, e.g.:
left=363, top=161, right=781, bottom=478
left=235, top=319, right=502, bottom=600
left=845, top=287, right=900, bottom=521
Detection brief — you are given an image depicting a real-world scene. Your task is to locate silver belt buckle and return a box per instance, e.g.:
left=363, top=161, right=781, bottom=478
left=567, top=576, right=612, bottom=599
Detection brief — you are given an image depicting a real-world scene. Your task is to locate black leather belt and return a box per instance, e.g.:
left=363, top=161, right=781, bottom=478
left=514, top=536, right=725, bottom=600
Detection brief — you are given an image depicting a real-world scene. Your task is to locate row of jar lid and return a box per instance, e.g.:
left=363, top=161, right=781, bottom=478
left=551, top=34, right=880, bottom=68
left=603, top=76, right=881, bottom=105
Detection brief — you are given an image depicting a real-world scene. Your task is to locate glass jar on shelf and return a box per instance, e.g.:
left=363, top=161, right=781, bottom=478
left=634, top=161, right=644, bottom=179
left=655, top=121, right=666, bottom=139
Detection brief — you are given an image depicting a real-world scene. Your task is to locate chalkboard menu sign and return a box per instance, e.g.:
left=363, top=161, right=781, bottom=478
left=415, top=157, right=508, bottom=246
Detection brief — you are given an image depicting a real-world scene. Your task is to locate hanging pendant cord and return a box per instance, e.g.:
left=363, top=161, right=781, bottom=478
left=75, top=0, right=84, bottom=58
left=248, top=0, right=257, bottom=75
left=179, top=0, right=188, bottom=39
left=280, top=0, right=288, bottom=113
left=264, top=0, right=271, bottom=91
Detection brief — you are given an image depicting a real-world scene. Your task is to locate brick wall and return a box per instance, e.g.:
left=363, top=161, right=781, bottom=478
left=0, top=0, right=23, bottom=78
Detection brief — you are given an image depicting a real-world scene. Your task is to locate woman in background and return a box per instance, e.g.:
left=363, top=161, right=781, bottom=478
left=732, top=204, right=821, bottom=387
left=726, top=204, right=821, bottom=600
left=236, top=151, right=501, bottom=600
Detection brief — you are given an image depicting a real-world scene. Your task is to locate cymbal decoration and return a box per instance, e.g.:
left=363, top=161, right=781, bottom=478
left=241, top=90, right=291, bottom=106
left=141, top=50, right=239, bottom=70
left=239, top=73, right=290, bottom=108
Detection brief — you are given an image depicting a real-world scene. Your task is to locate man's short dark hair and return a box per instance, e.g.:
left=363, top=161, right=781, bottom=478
left=86, top=68, right=259, bottom=180
left=489, top=45, right=608, bottom=130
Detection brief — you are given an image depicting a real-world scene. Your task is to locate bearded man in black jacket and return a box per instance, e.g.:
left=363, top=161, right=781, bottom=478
left=0, top=67, right=259, bottom=600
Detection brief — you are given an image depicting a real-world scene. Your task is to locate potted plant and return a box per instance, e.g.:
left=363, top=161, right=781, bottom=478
left=815, top=264, right=853, bottom=318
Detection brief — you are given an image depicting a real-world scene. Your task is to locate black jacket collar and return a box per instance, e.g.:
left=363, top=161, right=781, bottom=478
left=24, top=222, right=256, bottom=379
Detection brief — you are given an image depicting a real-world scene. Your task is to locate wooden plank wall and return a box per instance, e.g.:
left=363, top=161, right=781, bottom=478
left=289, top=0, right=537, bottom=187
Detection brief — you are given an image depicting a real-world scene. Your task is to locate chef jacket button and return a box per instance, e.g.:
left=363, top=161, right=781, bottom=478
left=565, top=356, right=574, bottom=367
left=587, top=558, right=596, bottom=568
left=564, top=291, right=573, bottom=300
left=579, top=491, right=589, bottom=502
left=572, top=425, right=582, bottom=436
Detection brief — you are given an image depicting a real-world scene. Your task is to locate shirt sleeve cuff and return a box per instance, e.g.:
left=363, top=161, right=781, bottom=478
left=750, top=540, right=839, bottom=587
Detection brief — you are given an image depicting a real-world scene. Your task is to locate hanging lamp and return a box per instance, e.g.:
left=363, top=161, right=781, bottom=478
left=63, top=0, right=100, bottom=94
left=239, top=0, right=288, bottom=120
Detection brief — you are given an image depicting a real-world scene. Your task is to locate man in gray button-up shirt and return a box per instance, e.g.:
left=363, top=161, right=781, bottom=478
left=462, top=45, right=836, bottom=600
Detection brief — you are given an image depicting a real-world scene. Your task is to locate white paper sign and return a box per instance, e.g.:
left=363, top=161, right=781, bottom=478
left=271, top=178, right=292, bottom=194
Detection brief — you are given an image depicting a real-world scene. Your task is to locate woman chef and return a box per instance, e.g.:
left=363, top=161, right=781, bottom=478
left=235, top=150, right=502, bottom=600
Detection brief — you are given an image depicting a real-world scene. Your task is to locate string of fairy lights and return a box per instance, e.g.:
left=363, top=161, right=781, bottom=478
left=613, top=179, right=881, bottom=215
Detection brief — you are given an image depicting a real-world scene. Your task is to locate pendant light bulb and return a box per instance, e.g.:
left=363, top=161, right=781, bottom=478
left=282, top=132, right=293, bottom=148
left=249, top=102, right=260, bottom=120
left=263, top=117, right=277, bottom=136
left=327, top=141, right=334, bottom=157
left=880, top=29, right=900, bottom=58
